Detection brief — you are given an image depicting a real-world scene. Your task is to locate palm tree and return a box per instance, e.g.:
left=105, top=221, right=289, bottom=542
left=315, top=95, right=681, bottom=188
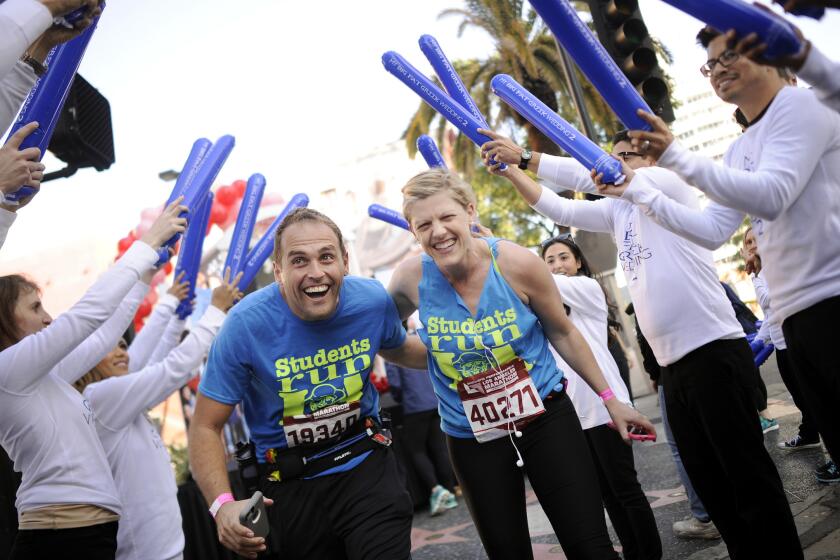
left=403, top=0, right=620, bottom=177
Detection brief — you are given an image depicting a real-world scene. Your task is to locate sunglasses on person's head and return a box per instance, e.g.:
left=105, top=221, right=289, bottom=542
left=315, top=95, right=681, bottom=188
left=540, top=233, right=575, bottom=253
left=700, top=50, right=740, bottom=77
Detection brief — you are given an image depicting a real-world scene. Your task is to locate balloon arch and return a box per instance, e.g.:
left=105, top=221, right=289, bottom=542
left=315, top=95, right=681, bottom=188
left=112, top=180, right=286, bottom=332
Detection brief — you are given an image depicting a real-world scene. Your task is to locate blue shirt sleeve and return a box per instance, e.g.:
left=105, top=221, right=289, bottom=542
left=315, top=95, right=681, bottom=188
left=199, top=313, right=253, bottom=405
left=380, top=289, right=407, bottom=350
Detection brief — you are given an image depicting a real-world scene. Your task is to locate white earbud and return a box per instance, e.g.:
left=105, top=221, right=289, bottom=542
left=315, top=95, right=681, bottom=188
left=514, top=430, right=523, bottom=438
left=515, top=454, right=524, bottom=468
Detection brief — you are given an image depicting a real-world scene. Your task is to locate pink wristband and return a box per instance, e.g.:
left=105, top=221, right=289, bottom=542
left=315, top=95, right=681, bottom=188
left=598, top=388, right=615, bottom=402
left=209, top=492, right=234, bottom=518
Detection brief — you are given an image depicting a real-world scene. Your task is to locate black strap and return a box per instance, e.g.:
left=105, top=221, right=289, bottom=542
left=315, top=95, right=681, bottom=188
left=260, top=428, right=391, bottom=482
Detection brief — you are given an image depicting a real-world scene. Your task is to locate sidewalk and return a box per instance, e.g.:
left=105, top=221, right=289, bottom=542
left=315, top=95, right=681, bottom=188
left=408, top=358, right=840, bottom=559
left=630, top=379, right=840, bottom=560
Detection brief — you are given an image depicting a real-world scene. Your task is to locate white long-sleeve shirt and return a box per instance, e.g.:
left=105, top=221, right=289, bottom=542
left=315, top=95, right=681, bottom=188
left=799, top=45, right=840, bottom=113
left=0, top=208, right=16, bottom=251
left=534, top=156, right=743, bottom=366
left=0, top=241, right=158, bottom=516
left=127, top=293, right=180, bottom=373
left=548, top=274, right=630, bottom=429
left=50, top=281, right=147, bottom=385
left=148, top=314, right=187, bottom=366
left=753, top=271, right=786, bottom=350
left=1, top=60, right=37, bottom=134
left=0, top=0, right=51, bottom=84
left=652, top=86, right=840, bottom=323
left=85, top=305, right=226, bottom=560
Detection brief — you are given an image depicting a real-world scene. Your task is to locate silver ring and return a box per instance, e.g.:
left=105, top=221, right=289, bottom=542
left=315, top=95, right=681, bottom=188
left=640, top=140, right=651, bottom=152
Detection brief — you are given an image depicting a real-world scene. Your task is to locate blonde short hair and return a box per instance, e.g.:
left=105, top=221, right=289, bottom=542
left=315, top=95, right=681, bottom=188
left=402, top=168, right=477, bottom=223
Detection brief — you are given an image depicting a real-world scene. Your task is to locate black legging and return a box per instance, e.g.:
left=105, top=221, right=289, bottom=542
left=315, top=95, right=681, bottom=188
left=750, top=363, right=768, bottom=412
left=447, top=392, right=618, bottom=560
left=585, top=424, right=661, bottom=560
left=775, top=349, right=819, bottom=442
left=401, top=409, right=456, bottom=494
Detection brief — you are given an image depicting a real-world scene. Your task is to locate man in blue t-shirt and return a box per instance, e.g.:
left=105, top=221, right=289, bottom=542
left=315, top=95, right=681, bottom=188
left=189, top=208, right=427, bottom=560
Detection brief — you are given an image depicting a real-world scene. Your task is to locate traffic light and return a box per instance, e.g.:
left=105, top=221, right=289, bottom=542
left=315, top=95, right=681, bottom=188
left=584, top=0, right=675, bottom=122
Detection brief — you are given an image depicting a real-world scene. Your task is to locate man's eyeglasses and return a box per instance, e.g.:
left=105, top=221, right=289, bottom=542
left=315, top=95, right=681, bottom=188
left=700, top=50, right=740, bottom=77
left=616, top=151, right=643, bottom=163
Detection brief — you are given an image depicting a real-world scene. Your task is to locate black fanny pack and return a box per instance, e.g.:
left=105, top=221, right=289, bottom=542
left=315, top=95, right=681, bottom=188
left=254, top=417, right=392, bottom=483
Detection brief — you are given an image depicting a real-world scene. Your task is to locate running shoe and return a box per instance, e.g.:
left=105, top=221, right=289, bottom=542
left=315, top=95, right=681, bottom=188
left=816, top=460, right=840, bottom=484
left=777, top=434, right=821, bottom=451
left=443, top=490, right=458, bottom=510
left=760, top=417, right=779, bottom=434
left=430, top=485, right=449, bottom=516
left=672, top=517, right=721, bottom=540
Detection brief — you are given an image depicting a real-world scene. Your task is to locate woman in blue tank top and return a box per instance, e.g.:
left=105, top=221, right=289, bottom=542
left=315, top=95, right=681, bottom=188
left=388, top=168, right=655, bottom=560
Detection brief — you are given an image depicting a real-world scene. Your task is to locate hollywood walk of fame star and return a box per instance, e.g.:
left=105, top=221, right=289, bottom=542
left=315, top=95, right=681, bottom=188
left=410, top=521, right=474, bottom=552
left=646, top=485, right=688, bottom=509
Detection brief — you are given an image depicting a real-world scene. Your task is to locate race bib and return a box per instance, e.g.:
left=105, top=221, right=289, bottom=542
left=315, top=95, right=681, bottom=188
left=457, top=358, right=545, bottom=443
left=282, top=401, right=361, bottom=448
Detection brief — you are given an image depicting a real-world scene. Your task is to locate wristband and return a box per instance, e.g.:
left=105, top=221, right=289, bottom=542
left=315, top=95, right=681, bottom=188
left=598, top=388, right=615, bottom=402
left=209, top=492, right=234, bottom=518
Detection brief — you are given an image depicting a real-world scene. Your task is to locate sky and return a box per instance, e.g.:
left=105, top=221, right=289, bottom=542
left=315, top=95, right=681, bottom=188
left=2, top=0, right=839, bottom=263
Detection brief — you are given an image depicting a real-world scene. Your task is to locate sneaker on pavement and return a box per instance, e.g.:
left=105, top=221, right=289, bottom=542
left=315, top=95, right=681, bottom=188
left=760, top=417, right=779, bottom=434
left=430, top=485, right=449, bottom=516
left=443, top=490, right=458, bottom=510
left=673, top=517, right=721, bottom=540
left=777, top=434, right=821, bottom=451
left=816, top=460, right=840, bottom=484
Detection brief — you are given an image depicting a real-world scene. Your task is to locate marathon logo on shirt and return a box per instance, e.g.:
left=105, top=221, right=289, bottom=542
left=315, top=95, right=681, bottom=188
left=619, top=219, right=652, bottom=281
left=274, top=338, right=372, bottom=417
left=424, top=308, right=530, bottom=389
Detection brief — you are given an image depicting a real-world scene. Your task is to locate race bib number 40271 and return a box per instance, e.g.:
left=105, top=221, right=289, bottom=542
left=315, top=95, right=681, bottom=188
left=457, top=358, right=545, bottom=443
left=282, top=401, right=360, bottom=448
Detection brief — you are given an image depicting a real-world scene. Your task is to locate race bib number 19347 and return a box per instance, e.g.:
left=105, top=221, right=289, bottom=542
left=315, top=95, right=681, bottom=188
left=457, top=358, right=545, bottom=443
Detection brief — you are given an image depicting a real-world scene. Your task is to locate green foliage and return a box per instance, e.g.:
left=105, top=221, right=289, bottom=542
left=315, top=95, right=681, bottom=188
left=168, top=443, right=190, bottom=486
left=403, top=0, right=676, bottom=246
left=470, top=162, right=557, bottom=247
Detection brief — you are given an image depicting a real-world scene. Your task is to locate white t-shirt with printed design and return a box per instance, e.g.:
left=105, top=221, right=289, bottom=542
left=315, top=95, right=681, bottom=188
left=533, top=157, right=743, bottom=366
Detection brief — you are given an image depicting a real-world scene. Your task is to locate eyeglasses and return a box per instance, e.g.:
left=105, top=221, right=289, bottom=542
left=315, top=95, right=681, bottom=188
left=616, top=151, right=643, bottom=162
left=700, top=50, right=740, bottom=77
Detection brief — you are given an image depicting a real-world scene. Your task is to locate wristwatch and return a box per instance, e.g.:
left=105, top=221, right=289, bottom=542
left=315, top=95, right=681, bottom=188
left=518, top=149, right=532, bottom=170
left=20, top=54, right=47, bottom=78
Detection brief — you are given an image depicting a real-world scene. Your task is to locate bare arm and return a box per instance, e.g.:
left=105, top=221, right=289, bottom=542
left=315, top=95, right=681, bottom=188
left=189, top=393, right=236, bottom=507
left=379, top=334, right=428, bottom=370
left=189, top=394, right=269, bottom=558
left=497, top=241, right=656, bottom=441
left=387, top=256, right=422, bottom=321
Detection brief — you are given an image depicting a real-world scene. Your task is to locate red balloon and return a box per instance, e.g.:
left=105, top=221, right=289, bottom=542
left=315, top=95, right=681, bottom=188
left=163, top=262, right=173, bottom=276
left=117, top=236, right=133, bottom=253
left=151, top=269, right=167, bottom=286
left=136, top=300, right=152, bottom=319
left=232, top=179, right=247, bottom=197
left=216, top=185, right=237, bottom=206
left=209, top=203, right=228, bottom=226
